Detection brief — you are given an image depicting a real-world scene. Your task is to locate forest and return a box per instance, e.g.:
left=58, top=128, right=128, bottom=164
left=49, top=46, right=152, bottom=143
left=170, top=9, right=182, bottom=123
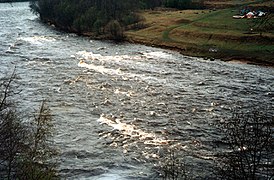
left=0, top=0, right=28, bottom=2
left=29, top=0, right=204, bottom=40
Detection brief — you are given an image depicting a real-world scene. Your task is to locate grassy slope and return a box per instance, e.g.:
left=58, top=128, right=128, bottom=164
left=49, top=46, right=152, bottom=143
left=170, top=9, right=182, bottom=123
left=125, top=0, right=274, bottom=65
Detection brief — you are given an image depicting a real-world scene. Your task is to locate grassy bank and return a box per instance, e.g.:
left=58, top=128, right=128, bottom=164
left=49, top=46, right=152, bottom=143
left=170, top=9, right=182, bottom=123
left=125, top=3, right=274, bottom=65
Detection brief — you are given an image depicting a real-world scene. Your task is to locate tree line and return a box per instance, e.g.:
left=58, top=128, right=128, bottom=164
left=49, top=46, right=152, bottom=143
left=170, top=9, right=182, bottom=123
left=29, top=0, right=204, bottom=41
left=30, top=0, right=141, bottom=40
left=140, top=0, right=204, bottom=9
left=0, top=0, right=29, bottom=2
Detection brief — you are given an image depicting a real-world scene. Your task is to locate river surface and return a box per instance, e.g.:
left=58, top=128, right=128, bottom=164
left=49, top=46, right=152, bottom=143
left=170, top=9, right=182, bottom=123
left=0, top=2, right=273, bottom=179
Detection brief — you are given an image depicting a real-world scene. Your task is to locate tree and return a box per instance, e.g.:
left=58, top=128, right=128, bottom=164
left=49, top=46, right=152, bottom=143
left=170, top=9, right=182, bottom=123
left=0, top=71, right=58, bottom=179
left=0, top=70, right=24, bottom=180
left=18, top=101, right=58, bottom=180
left=216, top=109, right=274, bottom=179
left=0, top=106, right=26, bottom=180
left=158, top=149, right=188, bottom=180
left=139, top=0, right=164, bottom=9
left=104, top=20, right=125, bottom=41
left=29, top=0, right=142, bottom=40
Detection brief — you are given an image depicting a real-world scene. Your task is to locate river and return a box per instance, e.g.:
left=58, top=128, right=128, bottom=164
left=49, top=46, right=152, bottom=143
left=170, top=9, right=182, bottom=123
left=0, top=2, right=273, bottom=179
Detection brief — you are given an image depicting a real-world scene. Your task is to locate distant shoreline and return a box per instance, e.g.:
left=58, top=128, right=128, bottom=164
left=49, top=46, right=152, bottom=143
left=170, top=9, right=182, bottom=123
left=47, top=21, right=274, bottom=67
left=55, top=25, right=274, bottom=67
left=40, top=8, right=274, bottom=67
left=3, top=1, right=274, bottom=66
left=125, top=33, right=274, bottom=67
left=123, top=9, right=274, bottom=67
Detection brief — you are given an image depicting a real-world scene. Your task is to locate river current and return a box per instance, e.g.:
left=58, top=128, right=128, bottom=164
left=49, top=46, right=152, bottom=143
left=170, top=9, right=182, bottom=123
left=0, top=2, right=273, bottom=179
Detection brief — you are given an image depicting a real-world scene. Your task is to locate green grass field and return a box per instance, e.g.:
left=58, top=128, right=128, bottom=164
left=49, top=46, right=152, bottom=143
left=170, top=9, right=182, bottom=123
left=126, top=0, right=274, bottom=65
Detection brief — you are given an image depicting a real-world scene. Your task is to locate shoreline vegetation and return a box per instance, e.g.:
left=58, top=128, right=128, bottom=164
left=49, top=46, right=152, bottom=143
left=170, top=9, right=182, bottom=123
left=29, top=0, right=274, bottom=66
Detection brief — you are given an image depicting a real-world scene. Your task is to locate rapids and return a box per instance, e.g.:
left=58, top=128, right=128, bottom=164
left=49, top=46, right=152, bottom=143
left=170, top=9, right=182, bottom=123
left=0, top=2, right=273, bottom=179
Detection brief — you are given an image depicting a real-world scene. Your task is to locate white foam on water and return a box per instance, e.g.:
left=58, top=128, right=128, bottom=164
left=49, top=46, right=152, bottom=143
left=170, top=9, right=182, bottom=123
left=17, top=36, right=56, bottom=45
left=114, top=89, right=133, bottom=97
left=75, top=50, right=173, bottom=63
left=78, top=60, right=126, bottom=76
left=95, top=174, right=125, bottom=180
left=78, top=60, right=167, bottom=86
left=76, top=51, right=172, bottom=86
left=76, top=50, right=102, bottom=60
left=97, top=115, right=174, bottom=146
left=142, top=51, right=172, bottom=59
left=5, top=48, right=15, bottom=54
left=75, top=50, right=134, bottom=62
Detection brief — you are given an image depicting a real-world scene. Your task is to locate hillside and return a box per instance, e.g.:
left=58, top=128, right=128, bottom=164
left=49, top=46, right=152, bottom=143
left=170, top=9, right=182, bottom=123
left=126, top=0, right=274, bottom=65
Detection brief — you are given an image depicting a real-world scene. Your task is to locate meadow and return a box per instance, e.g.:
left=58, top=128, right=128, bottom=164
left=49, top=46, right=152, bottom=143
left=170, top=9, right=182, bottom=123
left=126, top=0, right=274, bottom=65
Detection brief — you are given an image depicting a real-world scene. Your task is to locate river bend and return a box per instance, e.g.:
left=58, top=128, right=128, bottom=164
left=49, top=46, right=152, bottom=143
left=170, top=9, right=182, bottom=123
left=0, top=2, right=273, bottom=179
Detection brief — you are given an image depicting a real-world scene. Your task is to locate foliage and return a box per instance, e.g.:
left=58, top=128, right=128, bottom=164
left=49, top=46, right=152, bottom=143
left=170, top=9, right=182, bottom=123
left=216, top=109, right=274, bottom=179
left=0, top=0, right=29, bottom=2
left=29, top=0, right=141, bottom=40
left=139, top=0, right=164, bottom=9
left=138, top=0, right=205, bottom=9
left=104, top=20, right=125, bottom=41
left=165, top=0, right=192, bottom=9
left=29, top=0, right=205, bottom=40
left=0, top=71, right=58, bottom=179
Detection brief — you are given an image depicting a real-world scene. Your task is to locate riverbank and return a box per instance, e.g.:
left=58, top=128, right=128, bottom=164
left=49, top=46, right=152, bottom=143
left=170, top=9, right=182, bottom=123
left=36, top=0, right=274, bottom=66
left=125, top=8, right=274, bottom=66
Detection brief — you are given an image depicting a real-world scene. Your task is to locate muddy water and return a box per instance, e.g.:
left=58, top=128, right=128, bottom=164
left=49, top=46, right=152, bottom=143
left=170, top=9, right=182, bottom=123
left=0, top=2, right=273, bottom=179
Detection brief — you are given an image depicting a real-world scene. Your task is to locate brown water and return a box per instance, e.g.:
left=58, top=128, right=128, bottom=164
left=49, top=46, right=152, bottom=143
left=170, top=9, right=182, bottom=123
left=0, top=2, right=273, bottom=179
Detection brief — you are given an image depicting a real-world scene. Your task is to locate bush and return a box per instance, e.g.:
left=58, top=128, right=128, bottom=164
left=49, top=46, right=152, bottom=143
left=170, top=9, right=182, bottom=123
left=104, top=20, right=125, bottom=41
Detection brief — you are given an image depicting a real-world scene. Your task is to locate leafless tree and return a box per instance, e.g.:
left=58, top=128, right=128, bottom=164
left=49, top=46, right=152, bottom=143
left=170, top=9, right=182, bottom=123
left=0, top=70, right=58, bottom=179
left=216, top=108, right=274, bottom=180
left=157, top=149, right=189, bottom=180
left=0, top=70, right=24, bottom=180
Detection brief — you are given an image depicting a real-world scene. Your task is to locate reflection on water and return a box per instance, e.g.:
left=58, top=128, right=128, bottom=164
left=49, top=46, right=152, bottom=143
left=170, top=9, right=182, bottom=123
left=0, top=2, right=273, bottom=179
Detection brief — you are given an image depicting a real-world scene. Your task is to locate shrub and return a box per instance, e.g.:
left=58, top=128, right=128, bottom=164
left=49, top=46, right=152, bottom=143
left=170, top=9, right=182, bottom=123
left=104, top=20, right=125, bottom=41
